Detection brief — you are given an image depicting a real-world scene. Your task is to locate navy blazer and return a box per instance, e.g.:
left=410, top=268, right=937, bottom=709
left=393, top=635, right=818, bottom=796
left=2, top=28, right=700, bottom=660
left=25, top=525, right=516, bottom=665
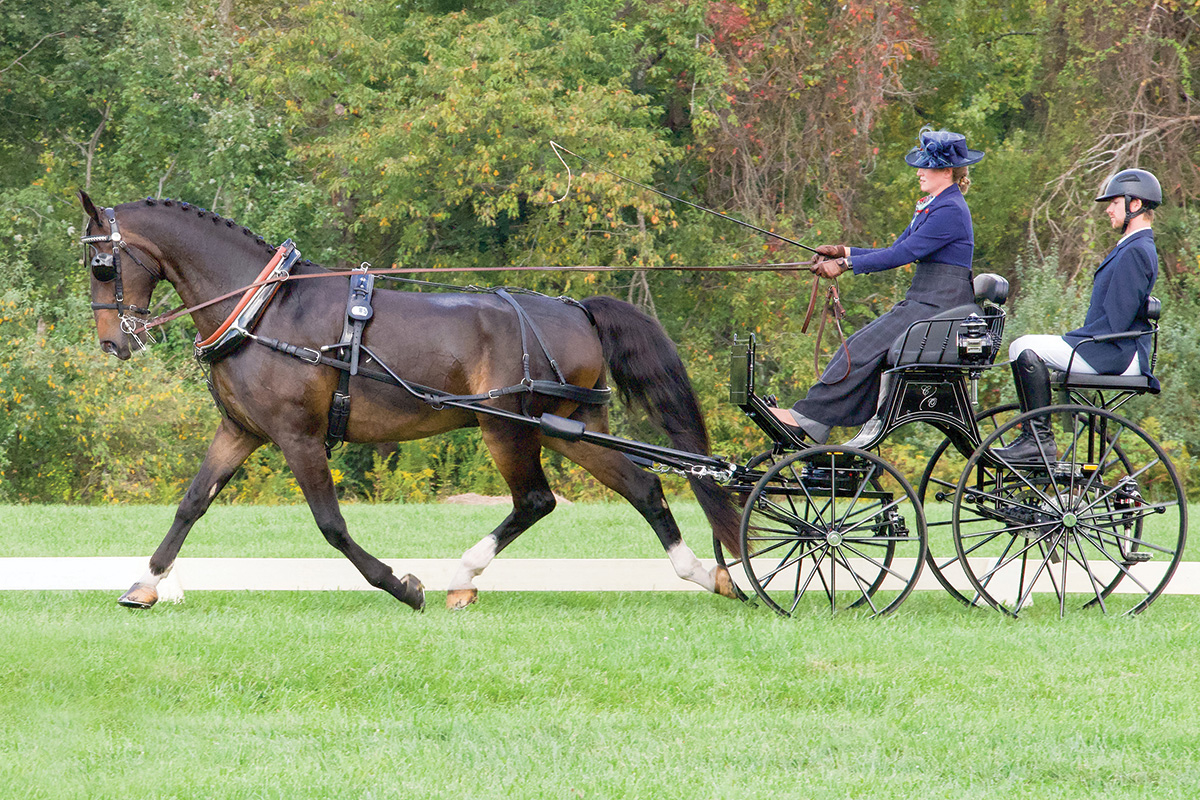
left=849, top=183, right=974, bottom=274
left=1063, top=228, right=1158, bottom=380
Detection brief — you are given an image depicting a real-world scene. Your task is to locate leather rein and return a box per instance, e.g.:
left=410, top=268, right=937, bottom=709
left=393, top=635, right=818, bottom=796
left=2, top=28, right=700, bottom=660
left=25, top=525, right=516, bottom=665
left=83, top=220, right=849, bottom=373
left=801, top=273, right=852, bottom=383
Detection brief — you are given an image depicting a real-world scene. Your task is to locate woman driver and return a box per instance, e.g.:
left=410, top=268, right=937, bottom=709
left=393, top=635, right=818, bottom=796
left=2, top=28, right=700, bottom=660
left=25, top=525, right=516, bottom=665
left=768, top=127, right=983, bottom=443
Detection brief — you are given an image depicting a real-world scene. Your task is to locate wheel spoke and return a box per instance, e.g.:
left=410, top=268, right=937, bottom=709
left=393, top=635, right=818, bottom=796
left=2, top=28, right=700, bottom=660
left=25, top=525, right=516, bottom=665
left=829, top=547, right=881, bottom=615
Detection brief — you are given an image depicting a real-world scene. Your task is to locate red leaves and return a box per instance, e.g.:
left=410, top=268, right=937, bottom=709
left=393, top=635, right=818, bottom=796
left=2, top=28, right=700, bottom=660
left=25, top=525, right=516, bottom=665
left=706, top=1, right=754, bottom=46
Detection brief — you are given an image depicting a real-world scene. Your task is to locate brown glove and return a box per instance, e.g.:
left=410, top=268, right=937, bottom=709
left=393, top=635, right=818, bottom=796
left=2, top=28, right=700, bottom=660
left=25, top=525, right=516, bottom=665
left=814, top=244, right=846, bottom=259
left=815, top=258, right=850, bottom=279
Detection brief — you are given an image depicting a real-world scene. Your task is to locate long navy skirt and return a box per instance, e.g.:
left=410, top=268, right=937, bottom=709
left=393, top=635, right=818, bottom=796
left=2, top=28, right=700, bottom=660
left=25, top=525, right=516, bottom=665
left=791, top=262, right=974, bottom=428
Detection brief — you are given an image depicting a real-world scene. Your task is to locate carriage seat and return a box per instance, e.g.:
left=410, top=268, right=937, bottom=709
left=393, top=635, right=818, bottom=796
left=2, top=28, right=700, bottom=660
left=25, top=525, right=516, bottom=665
left=1049, top=296, right=1161, bottom=395
left=885, top=273, right=1009, bottom=367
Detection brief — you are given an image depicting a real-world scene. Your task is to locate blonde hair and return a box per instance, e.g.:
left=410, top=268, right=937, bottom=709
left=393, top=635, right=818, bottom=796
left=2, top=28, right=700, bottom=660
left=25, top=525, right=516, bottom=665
left=952, top=166, right=971, bottom=195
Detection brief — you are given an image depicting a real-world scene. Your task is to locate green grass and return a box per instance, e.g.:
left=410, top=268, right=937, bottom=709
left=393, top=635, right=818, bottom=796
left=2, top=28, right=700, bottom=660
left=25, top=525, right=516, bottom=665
left=1, top=590, right=1199, bottom=799
left=3, top=504, right=1200, bottom=797
left=4, top=501, right=1195, bottom=561
left=0, top=501, right=718, bottom=559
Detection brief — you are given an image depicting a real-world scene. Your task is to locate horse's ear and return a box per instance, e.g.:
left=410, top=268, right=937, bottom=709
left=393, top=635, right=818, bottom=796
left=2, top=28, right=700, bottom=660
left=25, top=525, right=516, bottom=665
left=78, top=191, right=102, bottom=226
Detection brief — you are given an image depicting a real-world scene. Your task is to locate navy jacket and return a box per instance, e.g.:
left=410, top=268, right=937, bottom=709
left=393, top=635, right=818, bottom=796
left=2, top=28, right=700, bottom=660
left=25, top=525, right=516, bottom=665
left=849, top=184, right=974, bottom=274
left=1063, top=228, right=1158, bottom=380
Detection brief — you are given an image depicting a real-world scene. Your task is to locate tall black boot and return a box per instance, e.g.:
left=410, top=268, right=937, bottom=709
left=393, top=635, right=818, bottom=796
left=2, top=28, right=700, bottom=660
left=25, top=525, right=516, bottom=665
left=992, top=350, right=1058, bottom=463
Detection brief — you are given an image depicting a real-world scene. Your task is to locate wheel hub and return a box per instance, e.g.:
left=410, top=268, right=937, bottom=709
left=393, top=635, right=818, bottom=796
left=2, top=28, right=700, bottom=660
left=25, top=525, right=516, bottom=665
left=826, top=530, right=843, bottom=546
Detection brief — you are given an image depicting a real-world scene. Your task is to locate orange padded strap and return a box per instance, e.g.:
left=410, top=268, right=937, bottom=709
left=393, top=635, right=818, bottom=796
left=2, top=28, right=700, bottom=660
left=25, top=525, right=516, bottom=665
left=195, top=245, right=289, bottom=349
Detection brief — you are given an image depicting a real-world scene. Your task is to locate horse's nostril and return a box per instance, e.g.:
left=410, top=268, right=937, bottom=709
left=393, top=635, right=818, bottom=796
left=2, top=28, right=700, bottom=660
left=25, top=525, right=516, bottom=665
left=101, top=340, right=119, bottom=356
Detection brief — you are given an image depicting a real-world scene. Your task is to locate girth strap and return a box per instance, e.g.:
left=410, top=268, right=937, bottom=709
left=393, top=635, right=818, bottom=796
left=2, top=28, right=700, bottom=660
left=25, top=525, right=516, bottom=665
left=325, top=267, right=376, bottom=455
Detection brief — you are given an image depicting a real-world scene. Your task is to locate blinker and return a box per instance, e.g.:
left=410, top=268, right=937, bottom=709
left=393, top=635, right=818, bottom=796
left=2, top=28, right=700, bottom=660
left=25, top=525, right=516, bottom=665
left=90, top=249, right=117, bottom=283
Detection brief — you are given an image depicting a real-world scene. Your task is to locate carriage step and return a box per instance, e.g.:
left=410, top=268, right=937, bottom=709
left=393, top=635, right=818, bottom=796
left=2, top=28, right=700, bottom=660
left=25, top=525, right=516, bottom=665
left=1123, top=552, right=1153, bottom=564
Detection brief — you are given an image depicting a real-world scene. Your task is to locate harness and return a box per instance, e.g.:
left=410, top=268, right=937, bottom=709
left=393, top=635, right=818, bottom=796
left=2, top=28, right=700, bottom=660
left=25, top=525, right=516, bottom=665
left=324, top=264, right=375, bottom=454
left=194, top=240, right=302, bottom=363
left=183, top=242, right=611, bottom=456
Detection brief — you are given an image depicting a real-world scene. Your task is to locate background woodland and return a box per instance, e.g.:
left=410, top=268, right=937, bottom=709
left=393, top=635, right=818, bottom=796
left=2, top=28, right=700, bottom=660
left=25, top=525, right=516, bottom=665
left=2, top=0, right=1199, bottom=503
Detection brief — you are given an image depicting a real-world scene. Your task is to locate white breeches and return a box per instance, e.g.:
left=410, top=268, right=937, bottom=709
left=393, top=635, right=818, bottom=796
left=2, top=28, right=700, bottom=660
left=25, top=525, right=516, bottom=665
left=1008, top=335, right=1140, bottom=376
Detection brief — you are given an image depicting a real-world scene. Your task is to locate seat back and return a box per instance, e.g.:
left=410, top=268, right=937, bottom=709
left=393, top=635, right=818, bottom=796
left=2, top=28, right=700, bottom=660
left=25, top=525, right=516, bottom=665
left=1145, top=295, right=1160, bottom=321
left=973, top=273, right=1009, bottom=305
left=887, top=304, right=986, bottom=366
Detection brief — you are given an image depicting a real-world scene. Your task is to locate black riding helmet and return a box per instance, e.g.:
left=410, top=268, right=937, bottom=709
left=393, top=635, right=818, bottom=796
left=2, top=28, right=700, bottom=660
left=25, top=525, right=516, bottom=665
left=1095, top=168, right=1162, bottom=233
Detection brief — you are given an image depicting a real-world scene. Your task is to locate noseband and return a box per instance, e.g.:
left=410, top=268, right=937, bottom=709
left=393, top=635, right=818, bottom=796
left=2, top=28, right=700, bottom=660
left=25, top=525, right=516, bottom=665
left=80, top=206, right=158, bottom=342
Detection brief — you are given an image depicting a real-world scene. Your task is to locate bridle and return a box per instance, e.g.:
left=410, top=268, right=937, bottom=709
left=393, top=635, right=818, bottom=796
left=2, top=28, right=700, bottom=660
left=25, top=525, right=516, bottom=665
left=80, top=206, right=160, bottom=345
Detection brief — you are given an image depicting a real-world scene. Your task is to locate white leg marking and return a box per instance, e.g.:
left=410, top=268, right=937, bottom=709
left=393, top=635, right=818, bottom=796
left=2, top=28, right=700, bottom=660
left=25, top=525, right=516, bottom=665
left=668, top=542, right=717, bottom=592
left=156, top=568, right=185, bottom=604
left=448, top=536, right=498, bottom=591
left=135, top=567, right=162, bottom=589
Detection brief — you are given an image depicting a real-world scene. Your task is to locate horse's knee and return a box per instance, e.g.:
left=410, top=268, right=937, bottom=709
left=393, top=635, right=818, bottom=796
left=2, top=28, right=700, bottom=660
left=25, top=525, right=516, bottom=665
left=516, top=488, right=556, bottom=521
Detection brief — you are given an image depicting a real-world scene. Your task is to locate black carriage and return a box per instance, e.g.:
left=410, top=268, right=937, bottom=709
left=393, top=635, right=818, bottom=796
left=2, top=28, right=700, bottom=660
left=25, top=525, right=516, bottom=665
left=717, top=273, right=1187, bottom=617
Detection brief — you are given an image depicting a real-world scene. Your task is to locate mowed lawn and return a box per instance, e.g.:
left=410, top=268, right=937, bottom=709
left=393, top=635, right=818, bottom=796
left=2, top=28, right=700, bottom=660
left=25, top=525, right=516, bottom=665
left=2, top=502, right=1199, bottom=799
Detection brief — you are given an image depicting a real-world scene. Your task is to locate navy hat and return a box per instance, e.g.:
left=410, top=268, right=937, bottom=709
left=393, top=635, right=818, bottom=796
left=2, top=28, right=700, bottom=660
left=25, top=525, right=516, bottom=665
left=904, top=127, right=984, bottom=169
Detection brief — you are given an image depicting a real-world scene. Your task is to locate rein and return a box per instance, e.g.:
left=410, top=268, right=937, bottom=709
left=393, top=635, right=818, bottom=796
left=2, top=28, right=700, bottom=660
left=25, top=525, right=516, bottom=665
left=801, top=275, right=851, bottom=383
left=82, top=208, right=849, bottom=369
left=134, top=259, right=829, bottom=335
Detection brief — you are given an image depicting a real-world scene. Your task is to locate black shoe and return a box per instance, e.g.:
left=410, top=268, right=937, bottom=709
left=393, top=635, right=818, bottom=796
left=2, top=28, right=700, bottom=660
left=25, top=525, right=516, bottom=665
left=767, top=407, right=831, bottom=444
left=992, top=423, right=1057, bottom=463
left=995, top=351, right=1058, bottom=463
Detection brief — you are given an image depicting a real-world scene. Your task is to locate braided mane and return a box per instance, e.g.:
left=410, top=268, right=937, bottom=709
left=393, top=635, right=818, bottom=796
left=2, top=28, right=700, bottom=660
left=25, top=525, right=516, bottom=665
left=140, top=197, right=278, bottom=254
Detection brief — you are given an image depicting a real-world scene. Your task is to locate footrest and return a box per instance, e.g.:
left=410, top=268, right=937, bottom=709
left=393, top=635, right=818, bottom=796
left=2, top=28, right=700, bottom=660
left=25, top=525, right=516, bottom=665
left=1123, top=551, right=1153, bottom=564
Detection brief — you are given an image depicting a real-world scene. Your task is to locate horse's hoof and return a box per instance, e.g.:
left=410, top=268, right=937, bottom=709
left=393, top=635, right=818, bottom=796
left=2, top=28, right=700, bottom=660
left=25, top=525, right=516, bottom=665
left=117, top=583, right=158, bottom=609
left=713, top=565, right=739, bottom=600
left=401, top=574, right=426, bottom=613
left=446, top=588, right=479, bottom=610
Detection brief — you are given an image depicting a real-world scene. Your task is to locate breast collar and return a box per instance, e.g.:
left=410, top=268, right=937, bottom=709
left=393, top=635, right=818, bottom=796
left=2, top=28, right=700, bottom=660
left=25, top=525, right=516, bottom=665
left=194, top=239, right=301, bottom=363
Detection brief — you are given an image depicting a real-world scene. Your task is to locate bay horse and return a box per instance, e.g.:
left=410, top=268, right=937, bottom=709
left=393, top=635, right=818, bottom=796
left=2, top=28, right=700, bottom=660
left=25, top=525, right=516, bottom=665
left=78, top=192, right=740, bottom=610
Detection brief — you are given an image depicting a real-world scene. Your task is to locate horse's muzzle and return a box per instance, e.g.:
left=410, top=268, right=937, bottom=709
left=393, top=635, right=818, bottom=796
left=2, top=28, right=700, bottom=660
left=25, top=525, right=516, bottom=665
left=101, top=338, right=132, bottom=360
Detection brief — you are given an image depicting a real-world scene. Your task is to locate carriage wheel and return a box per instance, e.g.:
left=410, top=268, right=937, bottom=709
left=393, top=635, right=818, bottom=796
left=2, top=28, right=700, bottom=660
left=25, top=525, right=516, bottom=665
left=739, top=447, right=927, bottom=617
left=952, top=405, right=1187, bottom=617
left=918, top=403, right=1019, bottom=607
left=715, top=449, right=782, bottom=603
left=922, top=404, right=1141, bottom=607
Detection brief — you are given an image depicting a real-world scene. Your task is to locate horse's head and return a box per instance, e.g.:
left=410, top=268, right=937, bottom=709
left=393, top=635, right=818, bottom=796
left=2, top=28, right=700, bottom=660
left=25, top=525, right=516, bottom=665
left=78, top=191, right=166, bottom=360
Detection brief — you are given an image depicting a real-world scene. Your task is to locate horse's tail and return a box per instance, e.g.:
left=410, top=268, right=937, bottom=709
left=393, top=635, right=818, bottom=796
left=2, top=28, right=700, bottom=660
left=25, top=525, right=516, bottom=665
left=580, top=295, right=741, bottom=558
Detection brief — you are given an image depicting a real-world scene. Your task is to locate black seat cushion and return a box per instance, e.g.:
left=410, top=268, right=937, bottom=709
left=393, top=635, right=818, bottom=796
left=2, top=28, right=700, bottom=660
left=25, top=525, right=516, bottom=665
left=1050, top=370, right=1160, bottom=395
left=887, top=303, right=985, bottom=366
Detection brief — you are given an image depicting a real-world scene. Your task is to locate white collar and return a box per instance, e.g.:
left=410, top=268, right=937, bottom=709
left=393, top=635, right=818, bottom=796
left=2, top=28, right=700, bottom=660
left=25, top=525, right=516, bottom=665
left=1118, top=226, right=1151, bottom=245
